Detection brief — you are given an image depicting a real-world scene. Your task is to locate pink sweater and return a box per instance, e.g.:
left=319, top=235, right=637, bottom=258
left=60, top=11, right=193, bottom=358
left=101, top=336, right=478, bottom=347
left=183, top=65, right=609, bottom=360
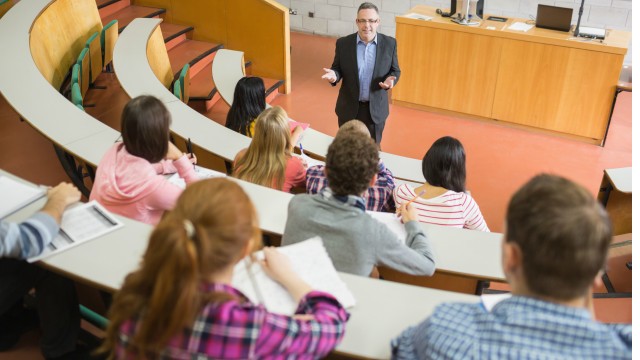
left=90, top=143, right=198, bottom=225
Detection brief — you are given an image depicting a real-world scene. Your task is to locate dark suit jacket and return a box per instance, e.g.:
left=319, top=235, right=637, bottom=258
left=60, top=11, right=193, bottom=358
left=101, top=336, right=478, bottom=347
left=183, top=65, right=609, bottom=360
left=330, top=32, right=401, bottom=125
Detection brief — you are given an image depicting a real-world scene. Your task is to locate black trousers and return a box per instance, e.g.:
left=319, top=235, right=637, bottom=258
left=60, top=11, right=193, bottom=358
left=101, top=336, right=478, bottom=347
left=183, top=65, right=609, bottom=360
left=0, top=259, right=79, bottom=358
left=339, top=101, right=385, bottom=145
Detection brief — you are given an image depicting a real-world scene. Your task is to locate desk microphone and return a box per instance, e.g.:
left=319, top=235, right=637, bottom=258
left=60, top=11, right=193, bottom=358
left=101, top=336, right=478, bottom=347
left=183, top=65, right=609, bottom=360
left=573, top=0, right=585, bottom=37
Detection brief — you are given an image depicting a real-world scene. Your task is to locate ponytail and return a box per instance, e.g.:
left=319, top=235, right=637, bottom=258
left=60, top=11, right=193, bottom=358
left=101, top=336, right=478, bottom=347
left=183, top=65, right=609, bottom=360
left=101, top=178, right=260, bottom=358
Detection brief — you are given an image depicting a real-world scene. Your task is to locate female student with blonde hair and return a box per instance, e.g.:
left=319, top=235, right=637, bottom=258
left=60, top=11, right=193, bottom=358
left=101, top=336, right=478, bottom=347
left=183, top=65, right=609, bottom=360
left=101, top=178, right=348, bottom=359
left=233, top=106, right=306, bottom=192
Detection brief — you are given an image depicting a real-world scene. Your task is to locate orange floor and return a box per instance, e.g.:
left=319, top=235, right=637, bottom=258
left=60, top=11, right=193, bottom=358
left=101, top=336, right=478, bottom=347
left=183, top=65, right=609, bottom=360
left=0, top=31, right=632, bottom=358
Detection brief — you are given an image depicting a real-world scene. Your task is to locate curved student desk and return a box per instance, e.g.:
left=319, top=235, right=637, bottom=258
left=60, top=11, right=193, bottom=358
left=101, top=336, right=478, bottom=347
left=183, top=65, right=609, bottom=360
left=4, top=170, right=478, bottom=359
left=0, top=0, right=120, bottom=167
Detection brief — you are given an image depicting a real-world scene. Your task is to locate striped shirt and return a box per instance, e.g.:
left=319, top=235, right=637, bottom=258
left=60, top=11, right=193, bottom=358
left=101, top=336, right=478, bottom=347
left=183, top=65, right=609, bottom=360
left=0, top=212, right=59, bottom=259
left=306, top=161, right=396, bottom=212
left=393, top=183, right=489, bottom=231
left=391, top=296, right=632, bottom=360
left=115, top=283, right=348, bottom=359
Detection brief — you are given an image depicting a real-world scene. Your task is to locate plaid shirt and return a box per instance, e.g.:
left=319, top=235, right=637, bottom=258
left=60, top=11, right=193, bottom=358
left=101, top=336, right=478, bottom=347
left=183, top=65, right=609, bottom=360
left=306, top=161, right=396, bottom=212
left=115, top=283, right=348, bottom=359
left=391, top=296, right=632, bottom=360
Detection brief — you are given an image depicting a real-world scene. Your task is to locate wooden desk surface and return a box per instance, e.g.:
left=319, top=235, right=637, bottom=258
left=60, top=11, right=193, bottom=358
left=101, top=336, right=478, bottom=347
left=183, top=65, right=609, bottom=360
left=397, top=6, right=631, bottom=54
left=605, top=167, right=632, bottom=194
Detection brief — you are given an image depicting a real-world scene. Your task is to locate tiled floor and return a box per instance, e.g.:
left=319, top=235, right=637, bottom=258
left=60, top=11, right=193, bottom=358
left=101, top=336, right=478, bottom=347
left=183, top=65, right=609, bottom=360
left=0, top=31, right=632, bottom=358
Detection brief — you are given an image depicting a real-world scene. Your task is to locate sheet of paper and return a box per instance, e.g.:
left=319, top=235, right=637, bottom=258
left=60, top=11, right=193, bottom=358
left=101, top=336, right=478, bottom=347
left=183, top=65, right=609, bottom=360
left=28, top=201, right=123, bottom=262
left=367, top=211, right=406, bottom=244
left=0, top=176, right=46, bottom=219
left=232, top=237, right=356, bottom=315
left=168, top=166, right=226, bottom=189
left=508, top=21, right=533, bottom=32
left=403, top=12, right=432, bottom=21
left=289, top=120, right=310, bottom=132
left=480, top=293, right=512, bottom=311
left=295, top=154, right=325, bottom=169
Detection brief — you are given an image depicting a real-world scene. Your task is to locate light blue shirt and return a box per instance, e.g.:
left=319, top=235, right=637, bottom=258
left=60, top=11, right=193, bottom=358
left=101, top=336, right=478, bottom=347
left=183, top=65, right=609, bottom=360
left=391, top=296, right=632, bottom=360
left=356, top=33, right=377, bottom=102
left=0, top=212, right=58, bottom=259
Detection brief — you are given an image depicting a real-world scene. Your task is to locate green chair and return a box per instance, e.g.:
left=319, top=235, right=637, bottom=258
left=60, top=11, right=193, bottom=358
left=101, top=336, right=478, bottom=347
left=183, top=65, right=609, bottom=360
left=76, top=48, right=90, bottom=96
left=178, top=64, right=190, bottom=103
left=71, top=64, right=81, bottom=90
left=101, top=20, right=118, bottom=71
left=79, top=305, right=108, bottom=330
left=71, top=83, right=83, bottom=107
left=173, top=81, right=183, bottom=101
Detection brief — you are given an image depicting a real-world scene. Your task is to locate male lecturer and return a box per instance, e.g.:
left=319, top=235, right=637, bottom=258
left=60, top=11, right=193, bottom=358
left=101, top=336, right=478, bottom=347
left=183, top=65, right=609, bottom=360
left=322, top=2, right=401, bottom=146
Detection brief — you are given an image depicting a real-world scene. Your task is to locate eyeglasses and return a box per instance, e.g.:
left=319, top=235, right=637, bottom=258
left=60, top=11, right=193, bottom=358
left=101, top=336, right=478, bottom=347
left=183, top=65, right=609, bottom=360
left=356, top=19, right=379, bottom=24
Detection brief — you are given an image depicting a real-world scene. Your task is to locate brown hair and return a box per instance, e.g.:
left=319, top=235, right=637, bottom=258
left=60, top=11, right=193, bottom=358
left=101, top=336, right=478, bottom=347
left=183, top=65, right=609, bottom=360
left=233, top=106, right=293, bottom=190
left=101, top=178, right=261, bottom=358
left=121, top=95, right=171, bottom=163
left=506, top=174, right=612, bottom=300
left=358, top=2, right=379, bottom=13
left=326, top=131, right=379, bottom=196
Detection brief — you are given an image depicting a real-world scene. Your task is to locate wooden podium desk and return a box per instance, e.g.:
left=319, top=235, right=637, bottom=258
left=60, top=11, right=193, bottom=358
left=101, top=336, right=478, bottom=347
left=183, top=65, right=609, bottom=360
left=394, top=6, right=630, bottom=144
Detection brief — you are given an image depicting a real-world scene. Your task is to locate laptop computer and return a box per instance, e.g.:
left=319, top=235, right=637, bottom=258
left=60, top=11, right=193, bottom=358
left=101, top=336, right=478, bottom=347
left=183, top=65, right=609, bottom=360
left=535, top=4, right=573, bottom=32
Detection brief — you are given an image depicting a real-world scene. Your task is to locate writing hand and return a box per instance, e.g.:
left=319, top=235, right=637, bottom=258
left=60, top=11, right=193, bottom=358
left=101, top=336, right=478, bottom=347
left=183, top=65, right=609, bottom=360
left=321, top=68, right=337, bottom=83
left=379, top=76, right=396, bottom=90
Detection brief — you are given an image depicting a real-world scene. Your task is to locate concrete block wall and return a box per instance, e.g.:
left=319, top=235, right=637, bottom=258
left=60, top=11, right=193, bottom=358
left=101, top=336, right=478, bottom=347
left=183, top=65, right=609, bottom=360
left=276, top=0, right=632, bottom=63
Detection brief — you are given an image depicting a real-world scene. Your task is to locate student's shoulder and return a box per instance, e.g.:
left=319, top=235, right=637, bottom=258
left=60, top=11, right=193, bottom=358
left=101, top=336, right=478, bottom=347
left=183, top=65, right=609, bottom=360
left=420, top=302, right=482, bottom=338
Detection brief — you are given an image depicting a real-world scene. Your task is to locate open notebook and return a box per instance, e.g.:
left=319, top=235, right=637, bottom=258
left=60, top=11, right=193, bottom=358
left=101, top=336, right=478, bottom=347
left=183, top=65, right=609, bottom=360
left=28, top=201, right=123, bottom=262
left=232, top=237, right=356, bottom=315
left=0, top=175, right=46, bottom=219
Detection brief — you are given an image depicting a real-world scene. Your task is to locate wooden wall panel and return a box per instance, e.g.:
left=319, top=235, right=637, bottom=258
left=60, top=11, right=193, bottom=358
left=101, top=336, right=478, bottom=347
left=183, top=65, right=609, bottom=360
left=146, top=25, right=173, bottom=88
left=30, top=0, right=102, bottom=89
left=225, top=0, right=290, bottom=93
left=492, top=39, right=622, bottom=140
left=393, top=24, right=502, bottom=118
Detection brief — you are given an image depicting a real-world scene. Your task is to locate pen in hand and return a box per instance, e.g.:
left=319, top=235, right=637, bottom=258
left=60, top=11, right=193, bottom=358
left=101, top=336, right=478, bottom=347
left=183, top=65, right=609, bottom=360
left=299, top=143, right=305, bottom=156
left=186, top=138, right=196, bottom=170
left=397, top=190, right=426, bottom=216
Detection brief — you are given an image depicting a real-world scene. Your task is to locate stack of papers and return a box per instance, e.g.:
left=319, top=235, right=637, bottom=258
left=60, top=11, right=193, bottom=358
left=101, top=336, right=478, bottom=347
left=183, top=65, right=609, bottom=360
left=28, top=201, right=123, bottom=262
left=403, top=13, right=433, bottom=21
left=508, top=22, right=534, bottom=32
left=0, top=176, right=46, bottom=219
left=232, top=237, right=356, bottom=315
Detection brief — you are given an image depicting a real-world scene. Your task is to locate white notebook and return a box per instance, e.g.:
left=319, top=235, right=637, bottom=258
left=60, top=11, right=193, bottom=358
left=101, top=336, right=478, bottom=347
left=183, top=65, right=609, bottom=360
left=167, top=165, right=226, bottom=189
left=0, top=175, right=46, bottom=219
left=367, top=211, right=406, bottom=244
left=232, top=237, right=356, bottom=315
left=28, top=201, right=123, bottom=262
